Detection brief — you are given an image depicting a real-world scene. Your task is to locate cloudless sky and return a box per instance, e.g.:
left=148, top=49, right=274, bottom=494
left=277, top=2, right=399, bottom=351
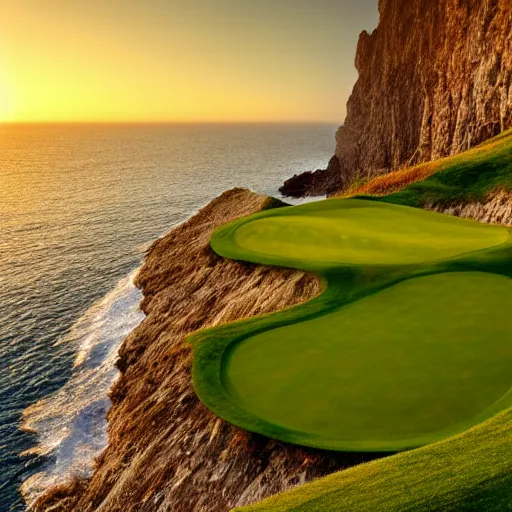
left=0, top=0, right=378, bottom=123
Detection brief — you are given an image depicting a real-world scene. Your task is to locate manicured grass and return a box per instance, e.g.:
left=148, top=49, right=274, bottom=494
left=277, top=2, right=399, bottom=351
left=226, top=272, right=512, bottom=451
left=191, top=198, right=512, bottom=452
left=233, top=408, right=512, bottom=512
left=232, top=200, right=507, bottom=266
left=188, top=133, right=512, bottom=512
left=225, top=135, right=512, bottom=512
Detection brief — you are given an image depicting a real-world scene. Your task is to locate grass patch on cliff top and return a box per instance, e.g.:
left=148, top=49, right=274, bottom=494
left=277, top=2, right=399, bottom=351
left=344, top=129, right=512, bottom=207
left=226, top=133, right=512, bottom=512
left=191, top=198, right=512, bottom=453
left=227, top=272, right=512, bottom=451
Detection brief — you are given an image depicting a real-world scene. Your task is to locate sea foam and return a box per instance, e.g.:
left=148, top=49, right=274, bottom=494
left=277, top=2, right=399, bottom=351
left=20, top=270, right=144, bottom=505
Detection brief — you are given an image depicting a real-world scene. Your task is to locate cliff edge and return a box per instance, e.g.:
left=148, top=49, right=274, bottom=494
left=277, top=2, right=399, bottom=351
left=33, top=189, right=376, bottom=512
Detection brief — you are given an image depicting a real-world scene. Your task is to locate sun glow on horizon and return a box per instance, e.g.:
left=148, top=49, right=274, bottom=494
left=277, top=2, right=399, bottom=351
left=0, top=69, right=15, bottom=122
left=0, top=0, right=378, bottom=123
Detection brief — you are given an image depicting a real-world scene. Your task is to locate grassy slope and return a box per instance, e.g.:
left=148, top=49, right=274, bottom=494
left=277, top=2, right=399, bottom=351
left=232, top=133, right=512, bottom=511
left=235, top=409, right=512, bottom=512
left=192, top=199, right=512, bottom=452
left=347, top=129, right=512, bottom=207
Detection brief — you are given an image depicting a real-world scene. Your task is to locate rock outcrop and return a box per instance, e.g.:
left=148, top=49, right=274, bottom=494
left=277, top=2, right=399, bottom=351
left=279, top=156, right=342, bottom=198
left=335, top=0, right=512, bottom=187
left=428, top=189, right=512, bottom=226
left=33, top=189, right=378, bottom=512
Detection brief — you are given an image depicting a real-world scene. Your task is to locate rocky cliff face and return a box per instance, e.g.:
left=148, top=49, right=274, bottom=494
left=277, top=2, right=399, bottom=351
left=33, top=189, right=378, bottom=512
left=428, top=189, right=512, bottom=226
left=279, top=156, right=341, bottom=198
left=333, top=0, right=512, bottom=190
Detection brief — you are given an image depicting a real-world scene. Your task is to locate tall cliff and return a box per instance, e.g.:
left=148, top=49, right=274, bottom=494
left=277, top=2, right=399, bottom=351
left=334, top=0, right=512, bottom=189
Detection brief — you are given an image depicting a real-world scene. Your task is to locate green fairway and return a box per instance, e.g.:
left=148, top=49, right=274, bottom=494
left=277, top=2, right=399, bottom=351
left=233, top=201, right=507, bottom=266
left=234, top=408, right=512, bottom=512
left=191, top=198, right=512, bottom=452
left=227, top=272, right=512, bottom=450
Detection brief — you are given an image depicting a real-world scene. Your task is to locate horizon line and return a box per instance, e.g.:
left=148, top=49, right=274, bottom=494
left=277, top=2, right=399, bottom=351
left=0, top=120, right=341, bottom=126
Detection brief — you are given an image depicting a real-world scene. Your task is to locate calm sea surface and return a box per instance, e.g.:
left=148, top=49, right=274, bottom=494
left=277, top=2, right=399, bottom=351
left=0, top=123, right=335, bottom=510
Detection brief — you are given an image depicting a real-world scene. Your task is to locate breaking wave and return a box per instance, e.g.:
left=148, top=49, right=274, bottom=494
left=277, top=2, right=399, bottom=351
left=20, top=271, right=144, bottom=505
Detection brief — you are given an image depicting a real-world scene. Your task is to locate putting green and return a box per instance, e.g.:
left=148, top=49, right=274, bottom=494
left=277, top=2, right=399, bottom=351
left=234, top=205, right=508, bottom=266
left=192, top=198, right=512, bottom=451
left=226, top=272, right=512, bottom=449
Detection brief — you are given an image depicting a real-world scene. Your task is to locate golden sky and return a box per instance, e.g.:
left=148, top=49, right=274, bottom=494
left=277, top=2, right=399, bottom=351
left=0, top=0, right=378, bottom=123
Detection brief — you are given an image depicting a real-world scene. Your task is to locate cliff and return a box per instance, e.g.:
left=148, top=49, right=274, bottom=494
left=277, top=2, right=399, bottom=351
left=283, top=0, right=512, bottom=196
left=33, top=189, right=377, bottom=512
left=32, top=182, right=512, bottom=511
left=428, top=189, right=512, bottom=226
left=335, top=0, right=512, bottom=188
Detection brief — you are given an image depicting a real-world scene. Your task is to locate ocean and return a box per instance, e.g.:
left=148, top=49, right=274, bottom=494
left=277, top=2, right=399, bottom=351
left=0, top=122, right=336, bottom=510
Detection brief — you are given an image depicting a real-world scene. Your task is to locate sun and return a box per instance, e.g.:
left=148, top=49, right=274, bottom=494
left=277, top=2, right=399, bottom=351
left=0, top=76, right=15, bottom=122
left=0, top=94, right=15, bottom=122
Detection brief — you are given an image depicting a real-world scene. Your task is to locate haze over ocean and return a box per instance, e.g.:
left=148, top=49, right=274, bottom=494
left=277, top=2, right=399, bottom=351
left=0, top=122, right=336, bottom=510
left=0, top=1, right=378, bottom=123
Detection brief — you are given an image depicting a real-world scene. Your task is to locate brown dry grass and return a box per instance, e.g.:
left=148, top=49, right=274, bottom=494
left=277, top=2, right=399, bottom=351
left=340, top=136, right=511, bottom=198
left=343, top=161, right=443, bottom=197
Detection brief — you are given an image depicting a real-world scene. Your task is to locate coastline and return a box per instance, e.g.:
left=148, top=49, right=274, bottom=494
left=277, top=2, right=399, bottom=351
left=27, top=184, right=512, bottom=511
left=18, top=198, right=210, bottom=509
left=20, top=271, right=145, bottom=508
left=31, top=188, right=377, bottom=512
left=0, top=122, right=337, bottom=511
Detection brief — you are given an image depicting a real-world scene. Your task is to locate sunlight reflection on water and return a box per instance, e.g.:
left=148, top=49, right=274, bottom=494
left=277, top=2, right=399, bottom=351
left=0, top=123, right=334, bottom=510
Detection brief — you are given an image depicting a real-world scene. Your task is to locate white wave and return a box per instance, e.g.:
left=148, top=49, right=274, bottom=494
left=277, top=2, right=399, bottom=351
left=20, top=270, right=145, bottom=506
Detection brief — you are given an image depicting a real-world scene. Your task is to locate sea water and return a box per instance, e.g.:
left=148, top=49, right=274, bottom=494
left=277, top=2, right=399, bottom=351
left=0, top=122, right=336, bottom=510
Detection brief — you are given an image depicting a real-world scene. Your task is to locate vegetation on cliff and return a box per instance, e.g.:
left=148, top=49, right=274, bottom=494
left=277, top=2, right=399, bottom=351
left=194, top=199, right=512, bottom=452
left=345, top=130, right=512, bottom=207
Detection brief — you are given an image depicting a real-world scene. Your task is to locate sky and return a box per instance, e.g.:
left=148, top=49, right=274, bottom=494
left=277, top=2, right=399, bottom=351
left=0, top=0, right=378, bottom=123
